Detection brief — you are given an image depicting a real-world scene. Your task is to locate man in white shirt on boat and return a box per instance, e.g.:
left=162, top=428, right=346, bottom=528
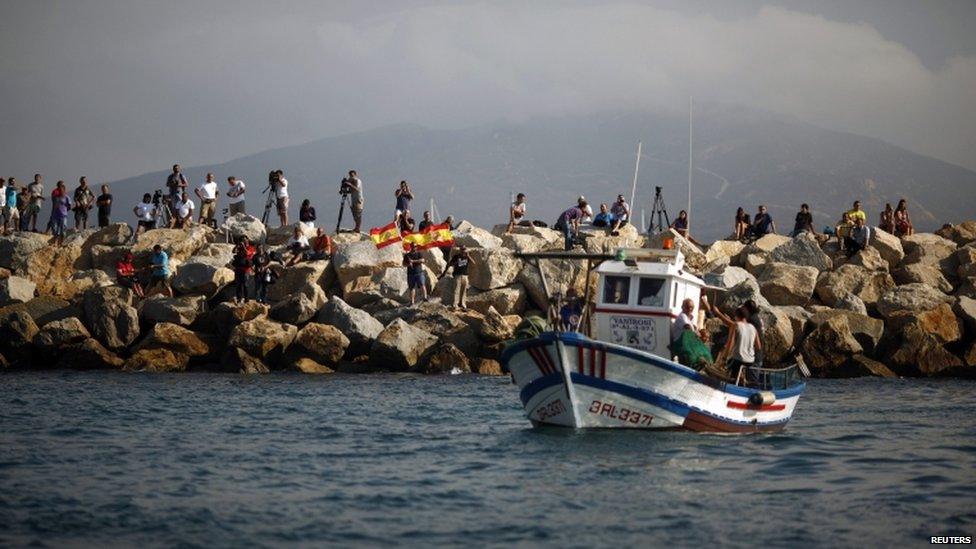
left=671, top=298, right=698, bottom=343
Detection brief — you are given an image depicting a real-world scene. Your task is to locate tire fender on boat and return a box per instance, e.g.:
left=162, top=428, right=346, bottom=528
left=749, top=391, right=776, bottom=406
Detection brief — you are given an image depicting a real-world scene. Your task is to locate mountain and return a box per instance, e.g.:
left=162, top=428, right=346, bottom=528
left=107, top=104, right=976, bottom=242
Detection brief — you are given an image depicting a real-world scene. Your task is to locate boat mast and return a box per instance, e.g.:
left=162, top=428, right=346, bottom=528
left=629, top=141, right=642, bottom=211
left=687, top=96, right=693, bottom=235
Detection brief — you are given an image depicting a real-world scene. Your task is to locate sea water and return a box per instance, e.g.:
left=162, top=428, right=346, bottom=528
left=1, top=372, right=973, bottom=547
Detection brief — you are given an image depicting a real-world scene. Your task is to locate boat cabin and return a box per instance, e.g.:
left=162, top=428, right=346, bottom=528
left=593, top=249, right=705, bottom=359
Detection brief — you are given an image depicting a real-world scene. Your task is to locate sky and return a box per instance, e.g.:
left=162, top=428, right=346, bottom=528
left=1, top=0, right=974, bottom=184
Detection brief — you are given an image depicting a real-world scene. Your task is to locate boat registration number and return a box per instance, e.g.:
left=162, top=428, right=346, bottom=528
left=535, top=399, right=566, bottom=421
left=588, top=400, right=653, bottom=425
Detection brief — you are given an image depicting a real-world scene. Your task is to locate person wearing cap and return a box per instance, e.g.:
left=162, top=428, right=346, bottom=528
left=559, top=288, right=583, bottom=332
left=439, top=244, right=470, bottom=310
left=115, top=251, right=145, bottom=297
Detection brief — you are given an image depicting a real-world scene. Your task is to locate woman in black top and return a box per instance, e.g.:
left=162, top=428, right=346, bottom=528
left=790, top=203, right=814, bottom=237
left=734, top=207, right=749, bottom=240
left=299, top=199, right=316, bottom=228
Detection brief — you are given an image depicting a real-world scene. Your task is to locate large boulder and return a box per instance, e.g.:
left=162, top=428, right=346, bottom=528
left=132, top=226, right=211, bottom=262
left=579, top=224, right=643, bottom=254
left=955, top=296, right=976, bottom=335
left=900, top=233, right=958, bottom=275
left=716, top=278, right=770, bottom=315
left=704, top=240, right=746, bottom=267
left=757, top=263, right=818, bottom=306
left=421, top=343, right=470, bottom=374
left=645, top=229, right=706, bottom=271
left=884, top=322, right=965, bottom=377
left=89, top=244, right=132, bottom=274
left=189, top=243, right=236, bottom=267
left=465, top=285, right=527, bottom=316
left=10, top=296, right=79, bottom=327
left=936, top=221, right=976, bottom=246
left=834, top=355, right=898, bottom=378
left=517, top=257, right=593, bottom=311
left=0, top=276, right=36, bottom=305
left=331, top=240, right=403, bottom=288
left=847, top=247, right=888, bottom=272
left=500, top=230, right=562, bottom=254
left=777, top=306, right=812, bottom=341
left=834, top=293, right=868, bottom=315
left=267, top=260, right=333, bottom=304
left=209, top=301, right=269, bottom=339
left=869, top=229, right=905, bottom=268
left=33, top=317, right=91, bottom=360
left=0, top=232, right=50, bottom=271
left=228, top=317, right=298, bottom=365
left=132, top=322, right=213, bottom=358
left=476, top=307, right=514, bottom=343
left=420, top=248, right=447, bottom=277
left=82, top=286, right=139, bottom=350
left=269, top=290, right=324, bottom=325
left=767, top=234, right=832, bottom=272
left=467, top=248, right=522, bottom=291
left=315, top=296, right=384, bottom=355
left=876, top=283, right=954, bottom=319
left=23, top=243, right=87, bottom=299
left=800, top=314, right=863, bottom=375
left=286, top=323, right=350, bottom=366
left=453, top=224, right=503, bottom=250
left=123, top=347, right=190, bottom=372
left=369, top=318, right=438, bottom=371
left=343, top=266, right=412, bottom=307
left=756, top=307, right=795, bottom=365
left=892, top=264, right=953, bottom=294
left=808, top=310, right=884, bottom=356
left=957, top=244, right=976, bottom=279
left=85, top=223, right=133, bottom=247
left=220, top=347, right=269, bottom=374
left=0, top=308, right=39, bottom=366
left=374, top=303, right=481, bottom=357
left=749, top=233, right=792, bottom=254
left=57, top=338, right=124, bottom=370
left=702, top=266, right=755, bottom=290
left=171, top=261, right=235, bottom=297
left=220, top=214, right=267, bottom=244
left=138, top=295, right=206, bottom=326
left=815, top=264, right=895, bottom=310
left=886, top=303, right=962, bottom=345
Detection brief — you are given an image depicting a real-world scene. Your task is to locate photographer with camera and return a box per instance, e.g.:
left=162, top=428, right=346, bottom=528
left=394, top=180, right=413, bottom=225
left=554, top=201, right=586, bottom=251
left=132, top=193, right=157, bottom=242
left=274, top=169, right=289, bottom=227
left=339, top=170, right=364, bottom=233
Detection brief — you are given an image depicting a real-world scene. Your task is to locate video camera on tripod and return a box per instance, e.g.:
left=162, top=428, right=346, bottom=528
left=648, top=186, right=671, bottom=234
left=261, top=171, right=280, bottom=225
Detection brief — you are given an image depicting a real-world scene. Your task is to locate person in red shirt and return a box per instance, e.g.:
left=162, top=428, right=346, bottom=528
left=115, top=252, right=144, bottom=297
left=305, top=228, right=334, bottom=262
left=231, top=236, right=256, bottom=304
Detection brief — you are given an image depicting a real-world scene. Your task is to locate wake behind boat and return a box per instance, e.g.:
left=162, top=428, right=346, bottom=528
left=501, top=248, right=806, bottom=433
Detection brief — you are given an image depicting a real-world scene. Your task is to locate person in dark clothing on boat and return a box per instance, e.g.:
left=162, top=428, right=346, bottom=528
left=559, top=288, right=583, bottom=332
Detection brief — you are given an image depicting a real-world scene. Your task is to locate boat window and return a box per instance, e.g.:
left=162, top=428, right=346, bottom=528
left=637, top=277, right=666, bottom=307
left=603, top=276, right=630, bottom=304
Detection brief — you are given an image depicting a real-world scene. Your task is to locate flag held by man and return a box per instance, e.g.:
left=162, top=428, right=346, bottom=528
left=370, top=222, right=402, bottom=248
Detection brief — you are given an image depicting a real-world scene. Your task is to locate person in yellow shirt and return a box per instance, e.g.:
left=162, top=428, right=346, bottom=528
left=845, top=200, right=867, bottom=224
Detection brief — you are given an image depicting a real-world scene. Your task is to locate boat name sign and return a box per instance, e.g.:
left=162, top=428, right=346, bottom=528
left=608, top=315, right=657, bottom=351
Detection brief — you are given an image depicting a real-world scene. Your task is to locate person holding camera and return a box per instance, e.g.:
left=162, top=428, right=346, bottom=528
left=166, top=164, right=188, bottom=219
left=251, top=244, right=275, bottom=304
left=227, top=176, right=246, bottom=215
left=195, top=172, right=219, bottom=226
left=394, top=180, right=413, bottom=225
left=275, top=169, right=289, bottom=227
left=340, top=170, right=364, bottom=233
left=132, top=193, right=156, bottom=241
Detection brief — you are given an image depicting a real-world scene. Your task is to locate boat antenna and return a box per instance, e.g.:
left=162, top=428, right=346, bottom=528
left=687, top=95, right=693, bottom=235
left=629, top=141, right=642, bottom=211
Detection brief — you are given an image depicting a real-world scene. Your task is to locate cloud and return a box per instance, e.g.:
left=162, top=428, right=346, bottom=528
left=0, top=1, right=974, bottom=180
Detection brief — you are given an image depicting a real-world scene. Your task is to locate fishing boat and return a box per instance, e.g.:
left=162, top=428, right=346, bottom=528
left=500, top=248, right=806, bottom=433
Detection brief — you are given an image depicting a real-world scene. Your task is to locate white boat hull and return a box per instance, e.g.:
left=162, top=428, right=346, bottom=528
left=501, top=332, right=805, bottom=433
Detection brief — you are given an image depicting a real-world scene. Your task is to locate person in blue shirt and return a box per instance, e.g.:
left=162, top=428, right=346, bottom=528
left=751, top=205, right=776, bottom=237
left=149, top=244, right=173, bottom=297
left=558, top=288, right=583, bottom=332
left=592, top=203, right=615, bottom=228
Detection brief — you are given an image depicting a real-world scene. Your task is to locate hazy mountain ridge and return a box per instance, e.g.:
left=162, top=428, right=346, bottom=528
left=108, top=105, right=976, bottom=242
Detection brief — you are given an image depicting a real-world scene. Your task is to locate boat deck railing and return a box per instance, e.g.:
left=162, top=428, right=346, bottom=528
left=737, top=364, right=801, bottom=390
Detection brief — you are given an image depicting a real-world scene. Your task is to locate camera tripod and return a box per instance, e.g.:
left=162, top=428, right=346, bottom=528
left=153, top=197, right=173, bottom=229
left=261, top=183, right=276, bottom=226
left=336, top=192, right=348, bottom=234
left=647, top=187, right=671, bottom=234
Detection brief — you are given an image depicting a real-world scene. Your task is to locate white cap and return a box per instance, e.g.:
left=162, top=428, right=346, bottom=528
left=577, top=195, right=585, bottom=202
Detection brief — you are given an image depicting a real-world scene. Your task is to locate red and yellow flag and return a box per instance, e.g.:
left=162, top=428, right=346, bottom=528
left=401, top=222, right=454, bottom=251
left=370, top=222, right=402, bottom=249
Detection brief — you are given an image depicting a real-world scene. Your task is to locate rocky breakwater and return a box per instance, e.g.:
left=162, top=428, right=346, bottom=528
left=1, top=215, right=975, bottom=379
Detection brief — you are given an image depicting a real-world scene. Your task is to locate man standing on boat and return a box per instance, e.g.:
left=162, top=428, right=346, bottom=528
left=705, top=301, right=762, bottom=384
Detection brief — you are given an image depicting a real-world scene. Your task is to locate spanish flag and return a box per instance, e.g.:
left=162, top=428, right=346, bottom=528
left=401, top=222, right=454, bottom=251
left=370, top=222, right=402, bottom=249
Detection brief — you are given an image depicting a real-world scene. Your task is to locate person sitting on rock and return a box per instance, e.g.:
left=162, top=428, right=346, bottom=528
left=790, top=203, right=815, bottom=237
left=671, top=210, right=702, bottom=246
left=148, top=244, right=173, bottom=297
left=845, top=215, right=871, bottom=257
left=438, top=244, right=470, bottom=310
left=894, top=199, right=914, bottom=236
left=734, top=207, right=751, bottom=241
left=879, top=203, right=895, bottom=234
left=507, top=193, right=527, bottom=233
left=751, top=205, right=776, bottom=238
left=845, top=200, right=867, bottom=225
left=115, top=251, right=144, bottom=298
left=299, top=198, right=316, bottom=230
left=609, top=194, right=630, bottom=235
left=304, top=228, right=334, bottom=262
left=835, top=212, right=854, bottom=249
left=285, top=225, right=310, bottom=266
left=592, top=203, right=614, bottom=228
left=403, top=243, right=427, bottom=305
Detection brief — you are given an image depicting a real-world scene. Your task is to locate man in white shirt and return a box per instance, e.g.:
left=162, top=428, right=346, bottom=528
left=671, top=298, right=697, bottom=342
left=577, top=195, right=594, bottom=224
left=610, top=194, right=630, bottom=235
left=507, top=193, right=527, bottom=233
left=132, top=193, right=157, bottom=241
left=275, top=169, right=289, bottom=227
left=195, top=172, right=219, bottom=224
left=173, top=191, right=195, bottom=228
left=227, top=176, right=246, bottom=215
